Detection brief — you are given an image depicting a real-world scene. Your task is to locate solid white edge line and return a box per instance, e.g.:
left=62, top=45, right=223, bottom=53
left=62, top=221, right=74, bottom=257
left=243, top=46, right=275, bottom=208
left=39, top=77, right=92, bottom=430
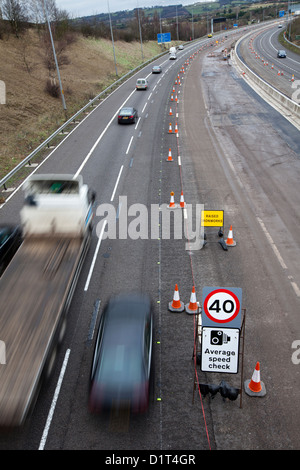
left=39, top=348, right=71, bottom=450
left=84, top=220, right=108, bottom=292
left=256, top=217, right=288, bottom=270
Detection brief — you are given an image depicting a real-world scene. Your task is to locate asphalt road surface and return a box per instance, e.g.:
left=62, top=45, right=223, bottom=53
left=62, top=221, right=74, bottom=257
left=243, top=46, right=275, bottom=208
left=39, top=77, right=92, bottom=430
left=0, top=28, right=299, bottom=451
left=238, top=23, right=300, bottom=99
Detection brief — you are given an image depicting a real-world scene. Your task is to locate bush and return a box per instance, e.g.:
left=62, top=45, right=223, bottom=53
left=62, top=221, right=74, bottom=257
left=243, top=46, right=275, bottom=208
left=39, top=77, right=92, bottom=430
left=45, top=79, right=60, bottom=98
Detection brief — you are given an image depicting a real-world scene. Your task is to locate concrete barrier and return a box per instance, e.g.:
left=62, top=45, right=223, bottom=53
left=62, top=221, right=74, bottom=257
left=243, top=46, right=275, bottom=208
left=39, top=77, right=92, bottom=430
left=233, top=34, right=300, bottom=129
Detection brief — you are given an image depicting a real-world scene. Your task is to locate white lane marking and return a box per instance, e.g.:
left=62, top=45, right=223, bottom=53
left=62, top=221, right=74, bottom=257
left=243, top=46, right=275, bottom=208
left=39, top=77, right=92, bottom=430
left=39, top=349, right=71, bottom=450
left=142, top=102, right=147, bottom=113
left=135, top=117, right=141, bottom=129
left=74, top=90, right=136, bottom=178
left=256, top=217, right=287, bottom=270
left=110, top=165, right=123, bottom=202
left=84, top=220, right=108, bottom=292
left=126, top=136, right=134, bottom=155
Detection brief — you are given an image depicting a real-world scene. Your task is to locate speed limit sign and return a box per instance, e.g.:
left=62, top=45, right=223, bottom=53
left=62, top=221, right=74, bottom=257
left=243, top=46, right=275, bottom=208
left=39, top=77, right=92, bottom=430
left=202, top=287, right=242, bottom=328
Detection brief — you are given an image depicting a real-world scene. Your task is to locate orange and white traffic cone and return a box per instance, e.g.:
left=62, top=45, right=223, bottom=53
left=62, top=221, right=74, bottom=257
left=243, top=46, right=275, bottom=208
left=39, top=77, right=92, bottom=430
left=168, top=284, right=185, bottom=312
left=168, top=123, right=173, bottom=133
left=244, top=362, right=266, bottom=397
left=175, top=122, right=178, bottom=134
left=179, top=191, right=185, bottom=208
left=171, top=94, right=174, bottom=101
left=168, top=191, right=177, bottom=208
left=225, top=225, right=236, bottom=246
left=185, top=286, right=200, bottom=315
left=167, top=148, right=173, bottom=162
left=169, top=107, right=173, bottom=116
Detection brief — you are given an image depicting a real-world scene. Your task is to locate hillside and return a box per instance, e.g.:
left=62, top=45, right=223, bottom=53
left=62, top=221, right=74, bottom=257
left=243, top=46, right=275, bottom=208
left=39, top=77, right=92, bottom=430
left=0, top=28, right=163, bottom=180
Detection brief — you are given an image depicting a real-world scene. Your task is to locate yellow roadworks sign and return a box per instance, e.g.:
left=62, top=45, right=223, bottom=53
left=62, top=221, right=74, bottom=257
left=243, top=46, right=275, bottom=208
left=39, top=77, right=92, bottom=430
left=201, top=210, right=224, bottom=227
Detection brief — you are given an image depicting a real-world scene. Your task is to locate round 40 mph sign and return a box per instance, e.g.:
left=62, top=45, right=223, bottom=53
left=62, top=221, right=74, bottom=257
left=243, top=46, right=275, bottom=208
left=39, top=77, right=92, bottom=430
left=202, top=287, right=242, bottom=328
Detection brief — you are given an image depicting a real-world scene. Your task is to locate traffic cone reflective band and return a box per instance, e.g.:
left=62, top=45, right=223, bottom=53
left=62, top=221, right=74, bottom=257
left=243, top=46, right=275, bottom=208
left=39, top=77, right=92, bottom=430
left=225, top=225, right=236, bottom=246
left=168, top=284, right=185, bottom=312
left=168, top=191, right=176, bottom=208
left=185, top=286, right=200, bottom=315
left=179, top=191, right=185, bottom=208
left=244, top=362, right=266, bottom=397
left=167, top=148, right=173, bottom=162
left=169, top=123, right=172, bottom=133
left=169, top=107, right=173, bottom=116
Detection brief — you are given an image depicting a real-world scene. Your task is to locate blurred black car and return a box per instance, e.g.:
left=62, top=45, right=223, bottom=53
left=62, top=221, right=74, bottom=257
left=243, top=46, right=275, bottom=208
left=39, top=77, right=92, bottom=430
left=277, top=50, right=286, bottom=58
left=0, top=225, right=22, bottom=276
left=89, top=293, right=154, bottom=414
left=118, top=107, right=138, bottom=124
left=152, top=65, right=162, bottom=74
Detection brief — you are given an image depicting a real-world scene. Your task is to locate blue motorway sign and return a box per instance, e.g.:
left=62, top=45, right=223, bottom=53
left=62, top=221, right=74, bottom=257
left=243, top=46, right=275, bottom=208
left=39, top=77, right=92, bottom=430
left=279, top=10, right=285, bottom=17
left=157, top=32, right=171, bottom=43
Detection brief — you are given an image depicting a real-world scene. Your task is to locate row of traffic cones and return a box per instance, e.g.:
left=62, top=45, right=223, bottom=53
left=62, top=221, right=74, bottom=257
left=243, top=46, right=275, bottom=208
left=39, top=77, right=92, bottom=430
left=168, top=284, right=200, bottom=314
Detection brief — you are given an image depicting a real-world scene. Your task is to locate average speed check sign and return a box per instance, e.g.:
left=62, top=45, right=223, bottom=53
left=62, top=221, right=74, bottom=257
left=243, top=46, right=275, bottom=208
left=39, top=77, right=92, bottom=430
left=202, top=287, right=242, bottom=328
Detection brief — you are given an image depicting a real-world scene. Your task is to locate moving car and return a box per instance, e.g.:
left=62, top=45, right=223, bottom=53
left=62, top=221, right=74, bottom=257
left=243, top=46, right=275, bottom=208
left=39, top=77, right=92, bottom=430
left=169, top=54, right=177, bottom=60
left=89, top=293, right=154, bottom=414
left=136, top=78, right=148, bottom=90
left=0, top=225, right=22, bottom=276
left=152, top=65, right=162, bottom=74
left=178, top=45, right=184, bottom=50
left=277, top=50, right=286, bottom=58
left=208, top=33, right=213, bottom=38
left=118, top=107, right=138, bottom=124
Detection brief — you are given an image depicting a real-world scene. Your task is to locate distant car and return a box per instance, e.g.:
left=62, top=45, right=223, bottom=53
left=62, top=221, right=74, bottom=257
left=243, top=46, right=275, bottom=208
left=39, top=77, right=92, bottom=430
left=278, top=24, right=283, bottom=28
left=152, top=65, right=162, bottom=74
left=178, top=45, right=184, bottom=50
left=89, top=293, right=154, bottom=414
left=277, top=50, right=286, bottom=58
left=0, top=225, right=22, bottom=276
left=208, top=33, right=213, bottom=38
left=136, top=78, right=148, bottom=90
left=169, top=54, right=177, bottom=60
left=118, top=107, right=138, bottom=124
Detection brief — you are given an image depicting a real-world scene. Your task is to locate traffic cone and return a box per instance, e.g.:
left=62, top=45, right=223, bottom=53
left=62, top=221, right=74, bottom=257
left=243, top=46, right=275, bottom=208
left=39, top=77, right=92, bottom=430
left=185, top=286, right=200, bottom=315
left=169, top=123, right=173, bottom=133
left=175, top=122, right=178, bottom=133
left=169, top=107, right=173, bottom=116
left=244, top=362, right=266, bottom=397
left=168, top=191, right=177, bottom=208
left=168, top=284, right=185, bottom=312
left=171, top=94, right=174, bottom=101
left=179, top=191, right=185, bottom=208
left=225, top=225, right=236, bottom=246
left=167, top=148, right=173, bottom=162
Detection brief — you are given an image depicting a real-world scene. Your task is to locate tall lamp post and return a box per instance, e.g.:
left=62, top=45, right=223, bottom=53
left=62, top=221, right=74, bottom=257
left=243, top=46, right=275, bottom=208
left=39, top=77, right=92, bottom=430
left=107, top=0, right=118, bottom=77
left=42, top=0, right=67, bottom=112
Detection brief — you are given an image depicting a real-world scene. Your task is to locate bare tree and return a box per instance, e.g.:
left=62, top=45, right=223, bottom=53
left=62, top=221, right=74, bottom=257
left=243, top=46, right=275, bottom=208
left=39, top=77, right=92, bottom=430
left=1, top=0, right=28, bottom=37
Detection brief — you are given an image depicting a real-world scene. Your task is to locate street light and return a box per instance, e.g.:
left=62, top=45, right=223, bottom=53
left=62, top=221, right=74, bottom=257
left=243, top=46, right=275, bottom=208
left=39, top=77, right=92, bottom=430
left=42, top=0, right=67, bottom=112
left=107, top=0, right=118, bottom=77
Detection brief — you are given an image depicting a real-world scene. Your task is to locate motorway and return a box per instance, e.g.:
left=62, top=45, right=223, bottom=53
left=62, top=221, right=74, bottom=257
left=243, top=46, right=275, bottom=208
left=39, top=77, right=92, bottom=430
left=238, top=22, right=300, bottom=99
left=0, top=26, right=299, bottom=451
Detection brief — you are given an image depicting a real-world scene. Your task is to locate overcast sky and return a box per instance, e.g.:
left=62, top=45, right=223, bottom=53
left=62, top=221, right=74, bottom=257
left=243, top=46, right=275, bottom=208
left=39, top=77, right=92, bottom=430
left=56, top=1, right=202, bottom=18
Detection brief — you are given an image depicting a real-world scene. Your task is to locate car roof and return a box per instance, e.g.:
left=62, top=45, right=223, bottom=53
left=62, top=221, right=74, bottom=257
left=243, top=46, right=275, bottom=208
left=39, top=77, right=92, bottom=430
left=120, top=107, right=134, bottom=112
left=95, top=294, right=152, bottom=383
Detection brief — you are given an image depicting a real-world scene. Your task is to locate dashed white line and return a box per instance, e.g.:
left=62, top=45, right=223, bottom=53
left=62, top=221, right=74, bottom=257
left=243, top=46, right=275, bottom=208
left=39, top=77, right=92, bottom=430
left=110, top=165, right=123, bottom=201
left=126, top=136, right=134, bottom=154
left=39, top=349, right=71, bottom=450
